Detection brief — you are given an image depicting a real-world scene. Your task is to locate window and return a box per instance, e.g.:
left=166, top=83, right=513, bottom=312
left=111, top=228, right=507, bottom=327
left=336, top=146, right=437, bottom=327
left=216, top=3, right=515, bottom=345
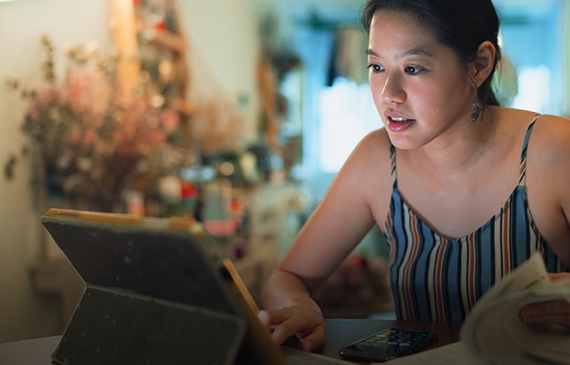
left=495, top=0, right=567, bottom=114
left=318, top=78, right=380, bottom=172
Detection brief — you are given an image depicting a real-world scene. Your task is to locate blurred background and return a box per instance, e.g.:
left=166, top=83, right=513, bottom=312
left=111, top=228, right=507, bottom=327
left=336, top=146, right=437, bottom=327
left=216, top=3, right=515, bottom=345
left=0, top=0, right=568, bottom=342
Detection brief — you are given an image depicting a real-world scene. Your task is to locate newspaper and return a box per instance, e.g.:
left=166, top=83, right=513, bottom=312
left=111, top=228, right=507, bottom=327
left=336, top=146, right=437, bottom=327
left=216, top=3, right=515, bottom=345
left=387, top=253, right=570, bottom=365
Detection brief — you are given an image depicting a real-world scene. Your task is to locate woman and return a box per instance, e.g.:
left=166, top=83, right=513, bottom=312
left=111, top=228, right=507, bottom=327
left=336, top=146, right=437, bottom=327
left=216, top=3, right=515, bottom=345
left=259, top=0, right=570, bottom=352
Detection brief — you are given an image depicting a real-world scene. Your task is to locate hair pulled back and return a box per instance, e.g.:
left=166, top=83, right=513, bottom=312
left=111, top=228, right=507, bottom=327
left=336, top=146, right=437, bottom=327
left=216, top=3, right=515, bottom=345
left=362, top=0, right=502, bottom=106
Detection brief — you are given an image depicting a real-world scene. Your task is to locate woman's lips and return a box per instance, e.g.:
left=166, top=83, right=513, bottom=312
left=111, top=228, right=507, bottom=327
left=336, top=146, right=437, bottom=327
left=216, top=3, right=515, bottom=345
left=386, top=115, right=415, bottom=132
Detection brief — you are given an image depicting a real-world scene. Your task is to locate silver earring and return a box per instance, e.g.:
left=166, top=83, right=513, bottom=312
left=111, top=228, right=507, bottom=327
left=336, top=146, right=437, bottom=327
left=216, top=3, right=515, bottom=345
left=470, top=95, right=482, bottom=122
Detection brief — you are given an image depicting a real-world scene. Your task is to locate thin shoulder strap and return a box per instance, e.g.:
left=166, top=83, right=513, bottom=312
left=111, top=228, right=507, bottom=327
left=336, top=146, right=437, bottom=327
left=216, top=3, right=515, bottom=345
left=519, top=114, right=541, bottom=185
left=389, top=141, right=397, bottom=189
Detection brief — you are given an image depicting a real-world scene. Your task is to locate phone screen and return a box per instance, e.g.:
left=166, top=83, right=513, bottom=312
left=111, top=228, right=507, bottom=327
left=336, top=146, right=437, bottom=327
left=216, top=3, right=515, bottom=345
left=338, top=328, right=438, bottom=362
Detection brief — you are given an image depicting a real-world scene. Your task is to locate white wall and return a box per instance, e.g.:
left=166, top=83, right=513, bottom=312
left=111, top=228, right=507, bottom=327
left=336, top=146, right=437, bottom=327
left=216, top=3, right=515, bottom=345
left=0, top=0, right=266, bottom=343
left=0, top=1, right=113, bottom=343
left=179, top=1, right=267, bottom=140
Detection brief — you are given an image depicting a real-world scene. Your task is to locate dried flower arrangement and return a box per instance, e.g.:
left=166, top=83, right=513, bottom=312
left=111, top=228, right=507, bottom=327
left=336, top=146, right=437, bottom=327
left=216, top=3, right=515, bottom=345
left=6, top=35, right=192, bottom=211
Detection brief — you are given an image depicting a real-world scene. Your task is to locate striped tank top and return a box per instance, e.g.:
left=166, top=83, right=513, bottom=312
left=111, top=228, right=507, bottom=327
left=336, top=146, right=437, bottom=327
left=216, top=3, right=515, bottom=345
left=384, top=117, right=568, bottom=323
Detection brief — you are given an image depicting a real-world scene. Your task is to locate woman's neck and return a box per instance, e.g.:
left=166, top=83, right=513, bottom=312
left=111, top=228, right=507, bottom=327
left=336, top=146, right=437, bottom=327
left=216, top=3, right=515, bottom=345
left=410, top=106, right=501, bottom=177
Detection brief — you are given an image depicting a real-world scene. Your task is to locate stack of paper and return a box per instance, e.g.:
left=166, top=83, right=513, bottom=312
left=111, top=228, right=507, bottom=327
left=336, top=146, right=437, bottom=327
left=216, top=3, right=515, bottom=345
left=460, top=252, right=570, bottom=364
left=387, top=253, right=570, bottom=365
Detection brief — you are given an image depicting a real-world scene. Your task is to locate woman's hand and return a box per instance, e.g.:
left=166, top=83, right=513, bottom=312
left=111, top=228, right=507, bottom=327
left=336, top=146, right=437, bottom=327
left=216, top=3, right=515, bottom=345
left=257, top=304, right=326, bottom=352
left=519, top=299, right=570, bottom=331
left=519, top=273, right=570, bottom=331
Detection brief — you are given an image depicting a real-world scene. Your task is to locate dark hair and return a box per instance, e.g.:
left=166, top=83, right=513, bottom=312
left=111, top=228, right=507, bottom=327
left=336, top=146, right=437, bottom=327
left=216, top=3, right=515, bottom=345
left=362, top=0, right=502, bottom=106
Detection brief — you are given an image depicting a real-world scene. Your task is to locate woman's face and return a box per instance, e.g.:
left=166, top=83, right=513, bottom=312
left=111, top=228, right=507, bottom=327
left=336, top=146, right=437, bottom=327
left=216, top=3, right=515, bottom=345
left=368, top=10, right=474, bottom=150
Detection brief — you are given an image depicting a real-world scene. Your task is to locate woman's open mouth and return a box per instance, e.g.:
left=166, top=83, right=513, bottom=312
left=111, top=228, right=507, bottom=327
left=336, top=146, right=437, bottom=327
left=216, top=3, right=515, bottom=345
left=387, top=116, right=415, bottom=132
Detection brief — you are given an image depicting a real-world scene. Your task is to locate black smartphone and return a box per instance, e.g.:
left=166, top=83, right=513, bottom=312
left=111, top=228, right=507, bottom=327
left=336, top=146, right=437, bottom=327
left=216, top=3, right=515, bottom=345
left=338, top=327, right=438, bottom=362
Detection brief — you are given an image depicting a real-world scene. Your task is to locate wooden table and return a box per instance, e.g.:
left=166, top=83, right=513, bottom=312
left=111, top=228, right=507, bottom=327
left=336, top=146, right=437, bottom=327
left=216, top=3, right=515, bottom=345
left=0, top=319, right=459, bottom=364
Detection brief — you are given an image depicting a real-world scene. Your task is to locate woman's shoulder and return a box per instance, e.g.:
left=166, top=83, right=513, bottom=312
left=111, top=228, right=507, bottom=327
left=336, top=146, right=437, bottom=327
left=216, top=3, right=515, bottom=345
left=500, top=108, right=570, bottom=154
left=335, top=128, right=392, bottom=185
left=519, top=111, right=570, bottom=262
left=520, top=111, right=570, bottom=188
left=354, top=128, right=391, bottom=156
left=334, top=128, right=393, bottom=223
left=529, top=112, right=570, bottom=158
left=342, top=128, right=392, bottom=171
left=534, top=112, right=570, bottom=128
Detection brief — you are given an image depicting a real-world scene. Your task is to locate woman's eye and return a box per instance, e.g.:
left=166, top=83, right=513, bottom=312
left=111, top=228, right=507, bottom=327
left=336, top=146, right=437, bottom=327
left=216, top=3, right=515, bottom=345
left=367, top=64, right=384, bottom=73
left=405, top=66, right=423, bottom=75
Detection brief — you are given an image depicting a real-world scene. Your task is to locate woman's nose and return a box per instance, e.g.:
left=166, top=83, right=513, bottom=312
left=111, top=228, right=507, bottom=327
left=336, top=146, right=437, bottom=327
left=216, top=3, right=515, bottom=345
left=381, top=74, right=405, bottom=103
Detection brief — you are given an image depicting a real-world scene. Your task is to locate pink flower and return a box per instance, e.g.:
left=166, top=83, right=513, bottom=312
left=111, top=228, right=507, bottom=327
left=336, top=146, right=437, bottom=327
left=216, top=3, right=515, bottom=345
left=15, top=35, right=198, bottom=210
left=83, top=128, right=97, bottom=146
left=69, top=125, right=82, bottom=143
left=36, top=85, right=60, bottom=107
left=147, top=129, right=167, bottom=147
left=160, top=109, right=179, bottom=133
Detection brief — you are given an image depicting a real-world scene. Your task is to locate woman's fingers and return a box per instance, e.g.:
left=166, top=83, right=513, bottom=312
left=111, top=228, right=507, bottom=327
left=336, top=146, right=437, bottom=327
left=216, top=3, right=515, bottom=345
left=548, top=272, right=570, bottom=282
left=520, top=299, right=570, bottom=330
left=257, top=309, right=274, bottom=329
left=256, top=308, right=326, bottom=350
left=296, top=325, right=326, bottom=352
left=257, top=308, right=294, bottom=327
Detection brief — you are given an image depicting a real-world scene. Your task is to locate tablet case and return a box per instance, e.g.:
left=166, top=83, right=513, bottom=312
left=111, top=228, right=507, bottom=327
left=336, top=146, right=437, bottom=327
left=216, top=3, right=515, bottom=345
left=42, top=210, right=246, bottom=365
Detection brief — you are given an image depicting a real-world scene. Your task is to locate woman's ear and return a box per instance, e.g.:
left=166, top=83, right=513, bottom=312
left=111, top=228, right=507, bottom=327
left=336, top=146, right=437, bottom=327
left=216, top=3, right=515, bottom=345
left=469, top=41, right=496, bottom=88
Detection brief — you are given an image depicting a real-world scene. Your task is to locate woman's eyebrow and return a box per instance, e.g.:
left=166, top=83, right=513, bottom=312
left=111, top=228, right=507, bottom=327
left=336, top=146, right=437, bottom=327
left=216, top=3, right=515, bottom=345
left=365, top=47, right=434, bottom=58
left=365, top=48, right=379, bottom=57
left=400, top=48, right=434, bottom=58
